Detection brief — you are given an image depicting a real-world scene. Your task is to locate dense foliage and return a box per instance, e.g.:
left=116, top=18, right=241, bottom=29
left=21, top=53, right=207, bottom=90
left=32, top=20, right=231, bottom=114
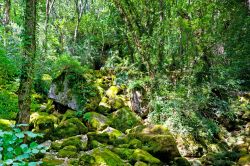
left=0, top=0, right=250, bottom=165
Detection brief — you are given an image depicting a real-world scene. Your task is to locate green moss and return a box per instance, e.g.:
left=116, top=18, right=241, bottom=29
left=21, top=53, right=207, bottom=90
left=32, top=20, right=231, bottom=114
left=128, top=139, right=142, bottom=149
left=29, top=112, right=59, bottom=138
left=111, top=148, right=134, bottom=160
left=238, top=155, right=250, bottom=166
left=91, top=148, right=125, bottom=166
left=61, top=135, right=88, bottom=151
left=109, top=96, right=125, bottom=110
left=89, top=140, right=106, bottom=149
left=83, top=112, right=110, bottom=131
left=98, top=97, right=111, bottom=113
left=61, top=109, right=76, bottom=121
left=128, top=125, right=180, bottom=162
left=51, top=141, right=63, bottom=151
left=42, top=154, right=64, bottom=166
left=0, top=119, right=15, bottom=130
left=131, top=149, right=161, bottom=164
left=87, top=127, right=123, bottom=143
left=134, top=161, right=148, bottom=166
left=106, top=86, right=120, bottom=98
left=58, top=145, right=77, bottom=158
left=174, top=157, right=191, bottom=166
left=111, top=107, right=142, bottom=132
left=53, top=118, right=88, bottom=139
left=78, top=153, right=96, bottom=165
left=78, top=148, right=126, bottom=166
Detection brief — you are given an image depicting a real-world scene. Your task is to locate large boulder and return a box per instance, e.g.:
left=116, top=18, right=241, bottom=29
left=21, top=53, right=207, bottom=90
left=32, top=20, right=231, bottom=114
left=111, top=107, right=142, bottom=132
left=127, top=125, right=180, bottom=162
left=53, top=118, right=88, bottom=139
left=83, top=112, right=110, bottom=131
left=29, top=112, right=59, bottom=138
left=51, top=135, right=88, bottom=151
left=87, top=127, right=124, bottom=144
left=48, top=69, right=101, bottom=111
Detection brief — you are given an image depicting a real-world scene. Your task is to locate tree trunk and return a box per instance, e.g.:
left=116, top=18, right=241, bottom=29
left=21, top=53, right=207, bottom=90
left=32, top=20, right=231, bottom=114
left=3, top=0, right=11, bottom=26
left=44, top=0, right=55, bottom=55
left=17, top=0, right=37, bottom=131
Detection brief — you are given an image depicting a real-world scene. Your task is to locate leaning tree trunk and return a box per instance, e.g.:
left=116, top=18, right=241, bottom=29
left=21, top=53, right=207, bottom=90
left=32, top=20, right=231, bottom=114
left=17, top=0, right=37, bottom=131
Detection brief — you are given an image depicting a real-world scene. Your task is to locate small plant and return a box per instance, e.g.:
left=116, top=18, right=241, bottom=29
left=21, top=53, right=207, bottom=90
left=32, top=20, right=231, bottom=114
left=0, top=125, right=49, bottom=165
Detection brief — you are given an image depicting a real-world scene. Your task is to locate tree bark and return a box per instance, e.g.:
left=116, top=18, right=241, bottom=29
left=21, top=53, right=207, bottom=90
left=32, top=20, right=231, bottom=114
left=17, top=0, right=37, bottom=131
left=44, top=0, right=55, bottom=55
left=3, top=0, right=11, bottom=26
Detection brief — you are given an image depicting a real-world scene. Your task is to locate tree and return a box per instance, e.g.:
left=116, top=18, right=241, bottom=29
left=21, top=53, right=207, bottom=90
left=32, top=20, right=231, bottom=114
left=17, top=0, right=37, bottom=130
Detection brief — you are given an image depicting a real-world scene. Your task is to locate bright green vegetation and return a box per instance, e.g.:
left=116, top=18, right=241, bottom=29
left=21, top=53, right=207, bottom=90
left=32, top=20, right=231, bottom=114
left=0, top=0, right=250, bottom=165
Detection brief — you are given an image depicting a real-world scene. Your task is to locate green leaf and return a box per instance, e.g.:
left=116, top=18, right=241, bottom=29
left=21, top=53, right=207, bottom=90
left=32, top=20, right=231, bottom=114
left=15, top=132, right=25, bottom=138
left=30, top=142, right=38, bottom=148
left=5, top=159, right=13, bottom=165
left=31, top=149, right=39, bottom=154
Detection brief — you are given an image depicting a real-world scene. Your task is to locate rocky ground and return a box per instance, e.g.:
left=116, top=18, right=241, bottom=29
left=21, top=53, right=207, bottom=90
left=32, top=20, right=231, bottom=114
left=0, top=68, right=250, bottom=166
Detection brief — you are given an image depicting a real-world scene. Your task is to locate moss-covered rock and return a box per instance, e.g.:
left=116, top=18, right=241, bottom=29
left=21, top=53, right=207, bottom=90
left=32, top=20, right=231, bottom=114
left=78, top=148, right=125, bottom=166
left=30, top=112, right=59, bottom=138
left=53, top=118, right=88, bottom=139
left=109, top=96, right=125, bottom=110
left=83, top=112, right=110, bottom=131
left=87, top=127, right=123, bottom=144
left=134, top=161, right=148, bottom=166
left=111, top=107, right=142, bottom=132
left=58, top=145, right=77, bottom=158
left=0, top=119, right=15, bottom=130
left=128, top=125, right=180, bottom=162
left=173, top=157, right=191, bottom=166
left=238, top=155, right=250, bottom=166
left=42, top=154, right=64, bottom=166
left=61, top=135, right=88, bottom=151
left=51, top=140, right=63, bottom=151
left=61, top=109, right=76, bottom=121
left=131, top=149, right=161, bottom=164
left=98, top=96, right=111, bottom=113
left=106, top=86, right=120, bottom=98
left=111, top=148, right=134, bottom=160
left=175, top=134, right=204, bottom=157
left=128, top=139, right=142, bottom=149
left=89, top=140, right=106, bottom=149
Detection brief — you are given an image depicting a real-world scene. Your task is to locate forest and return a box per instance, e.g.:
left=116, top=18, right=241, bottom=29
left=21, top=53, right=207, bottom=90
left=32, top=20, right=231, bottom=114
left=0, top=0, right=250, bottom=165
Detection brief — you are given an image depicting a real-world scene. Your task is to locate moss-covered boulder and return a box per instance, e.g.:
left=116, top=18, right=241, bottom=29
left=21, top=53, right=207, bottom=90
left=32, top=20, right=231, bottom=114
left=48, top=68, right=101, bottom=111
left=238, top=155, right=250, bottom=166
left=109, top=96, right=125, bottom=110
left=83, top=112, right=110, bottom=131
left=30, top=112, right=59, bottom=138
left=98, top=96, right=111, bottom=113
left=111, top=148, right=134, bottom=160
left=173, top=157, right=191, bottom=166
left=128, top=125, right=180, bottom=162
left=89, top=140, right=106, bottom=149
left=59, top=135, right=88, bottom=151
left=78, top=148, right=125, bottom=166
left=87, top=127, right=123, bottom=144
left=61, top=109, right=76, bottom=121
left=131, top=149, right=161, bottom=164
left=111, top=107, right=142, bottom=132
left=134, top=161, right=148, bottom=166
left=42, top=154, right=64, bottom=166
left=0, top=119, right=15, bottom=130
left=175, top=134, right=204, bottom=157
left=53, top=118, right=88, bottom=139
left=106, top=86, right=120, bottom=98
left=58, top=145, right=78, bottom=158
